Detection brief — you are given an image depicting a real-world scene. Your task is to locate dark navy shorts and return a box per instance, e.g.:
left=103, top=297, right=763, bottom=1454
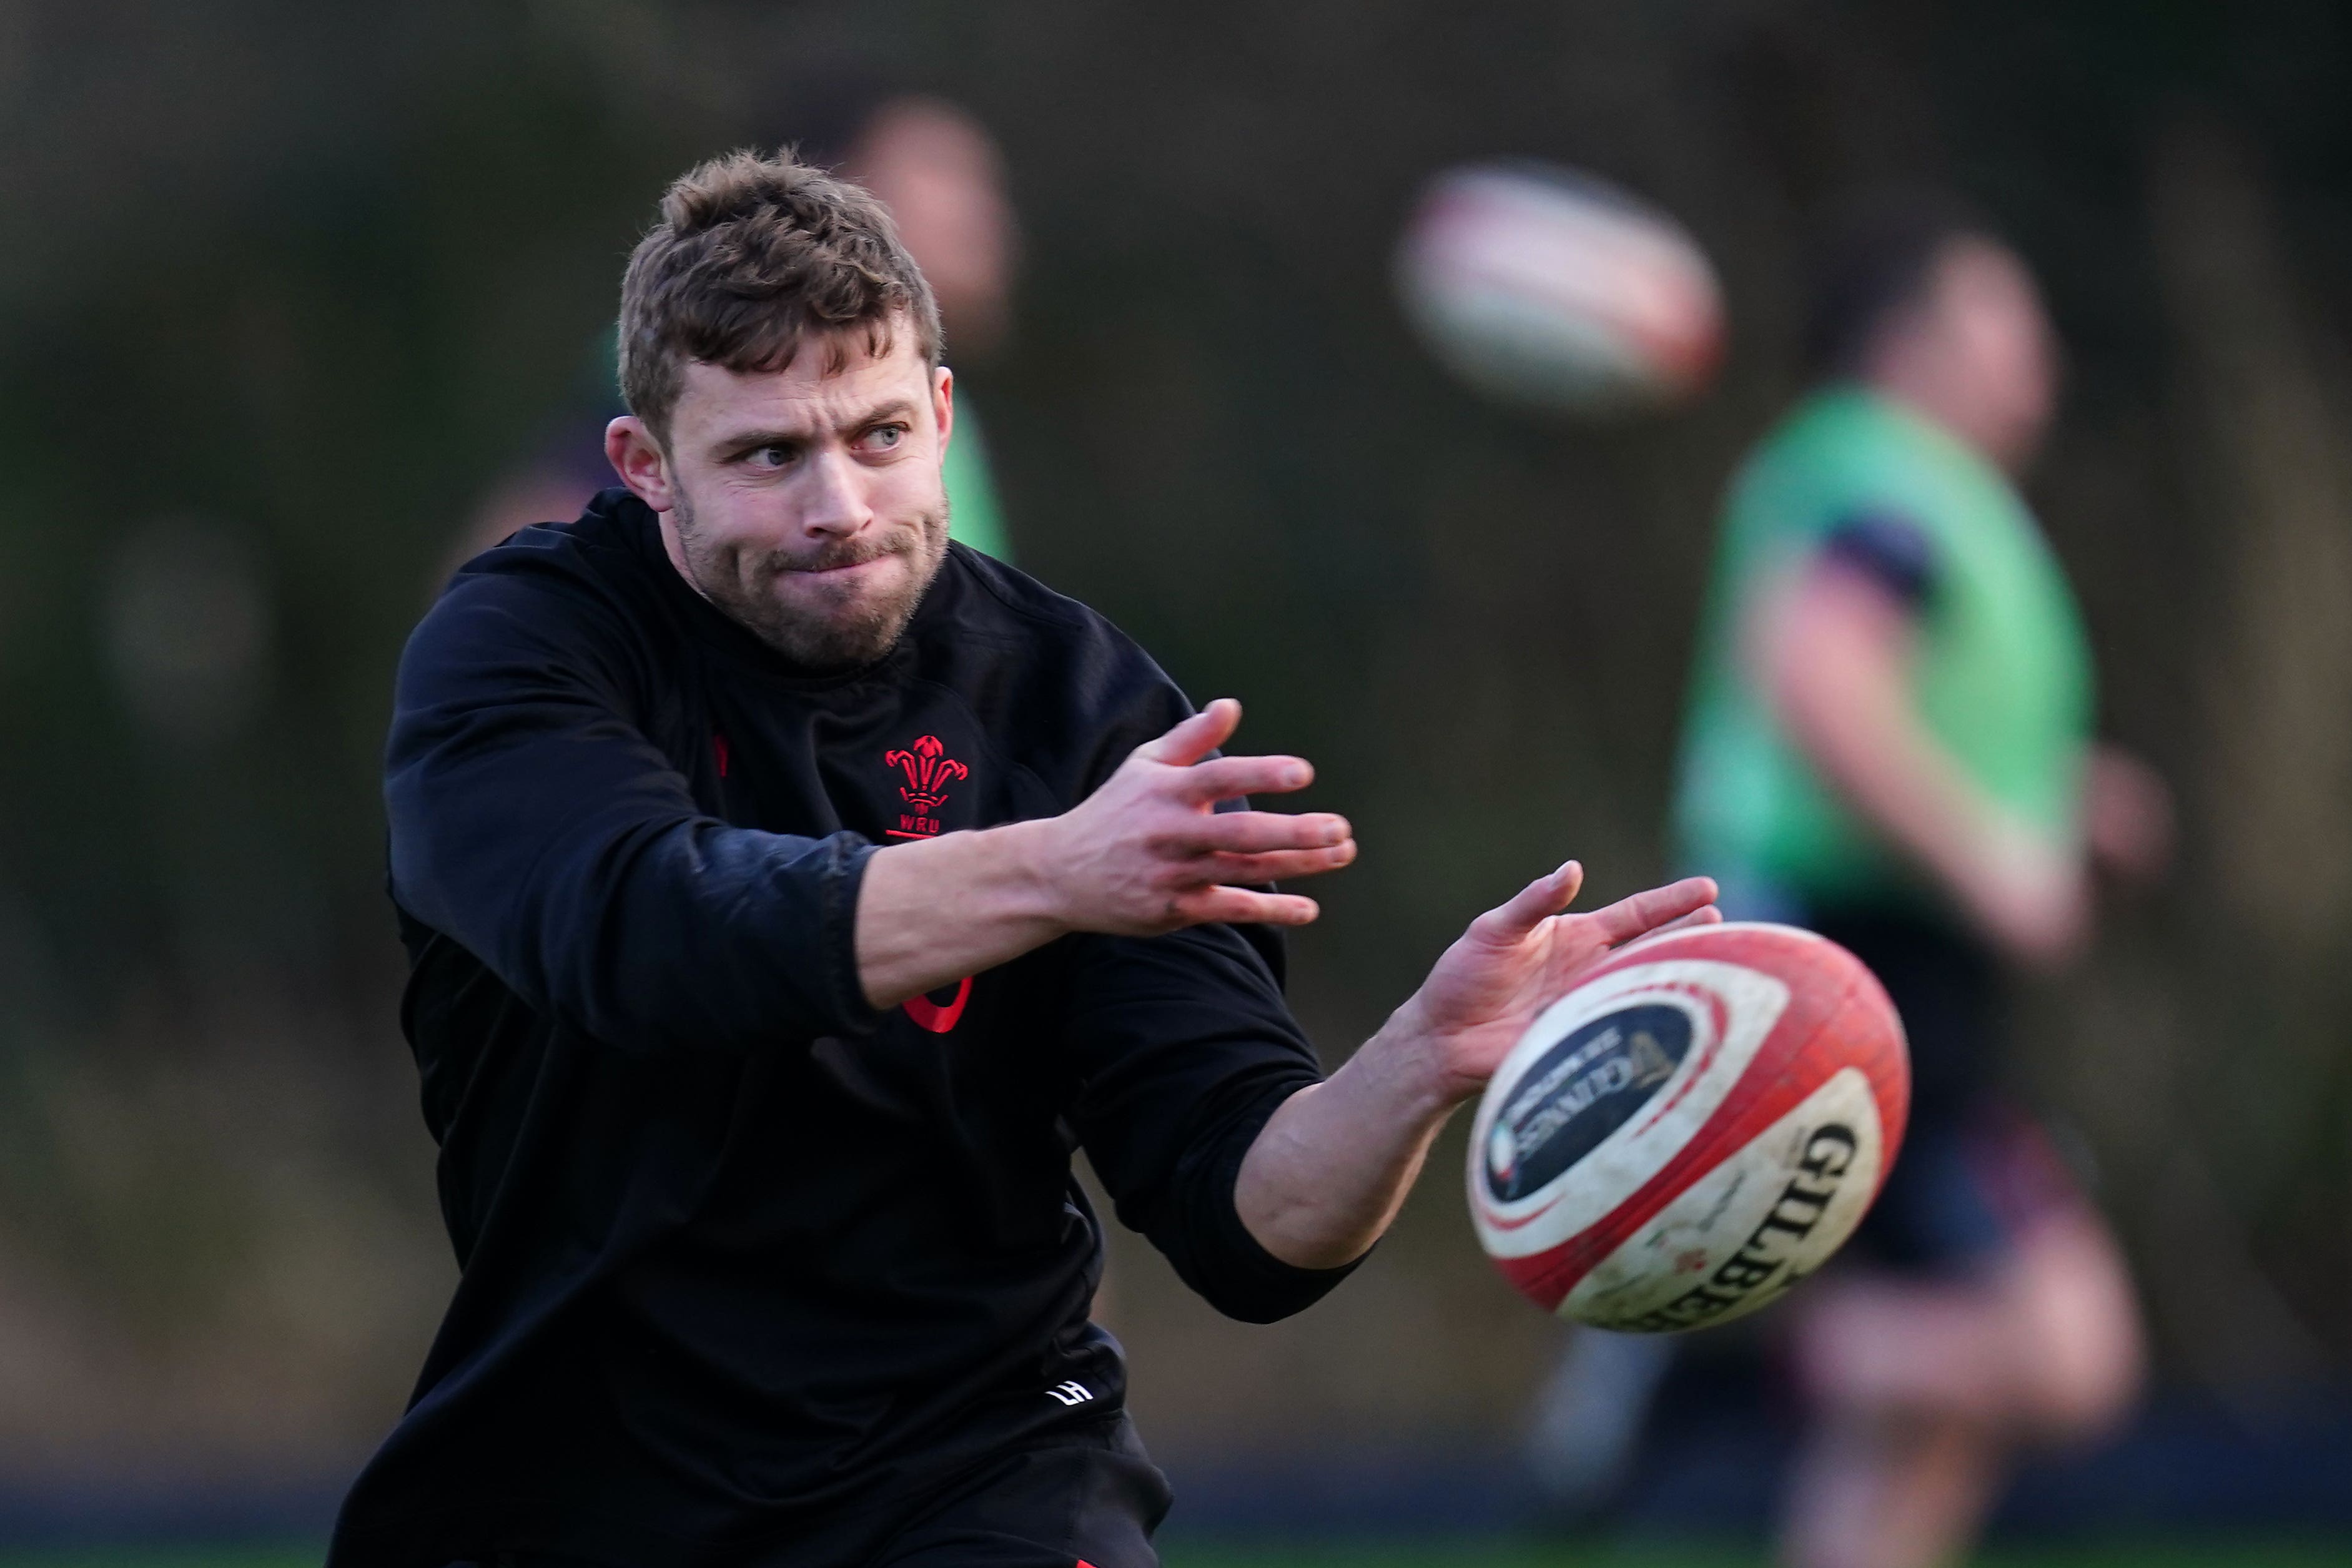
left=1804, top=906, right=2081, bottom=1276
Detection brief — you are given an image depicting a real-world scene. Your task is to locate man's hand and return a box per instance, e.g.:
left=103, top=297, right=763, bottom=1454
left=1392, top=863, right=1723, bottom=1106
left=1233, top=864, right=1719, bottom=1270
left=1030, top=698, right=1356, bottom=935
left=2082, top=742, right=2172, bottom=885
left=854, top=698, right=1354, bottom=1008
left=1952, top=817, right=2088, bottom=972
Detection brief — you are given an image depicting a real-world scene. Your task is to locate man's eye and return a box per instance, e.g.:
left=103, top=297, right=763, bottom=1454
left=748, top=445, right=795, bottom=468
left=859, top=425, right=907, bottom=452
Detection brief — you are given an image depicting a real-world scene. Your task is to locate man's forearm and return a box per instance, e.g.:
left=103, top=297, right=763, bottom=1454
left=1792, top=654, right=2015, bottom=897
left=1232, top=866, right=1723, bottom=1273
left=854, top=821, right=1066, bottom=1008
left=852, top=699, right=1350, bottom=1010
left=1233, top=1004, right=1460, bottom=1270
left=1768, top=566, right=2082, bottom=959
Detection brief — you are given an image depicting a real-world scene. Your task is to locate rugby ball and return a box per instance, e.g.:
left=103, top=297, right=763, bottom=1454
left=1467, top=922, right=1907, bottom=1331
left=1395, top=160, right=1725, bottom=418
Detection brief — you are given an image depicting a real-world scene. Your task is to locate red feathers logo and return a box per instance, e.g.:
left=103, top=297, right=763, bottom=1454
left=884, top=735, right=968, bottom=840
left=882, top=734, right=976, bottom=1030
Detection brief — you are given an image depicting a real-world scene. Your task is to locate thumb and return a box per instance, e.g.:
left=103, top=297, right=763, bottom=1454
left=1134, top=697, right=1242, bottom=767
left=1477, top=860, right=1584, bottom=940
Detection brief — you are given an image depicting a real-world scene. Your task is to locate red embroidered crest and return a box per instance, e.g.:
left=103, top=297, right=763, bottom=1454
left=883, top=734, right=969, bottom=839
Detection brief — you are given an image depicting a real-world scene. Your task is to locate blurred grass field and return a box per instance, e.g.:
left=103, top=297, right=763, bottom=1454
left=0, top=1556, right=326, bottom=1568
left=1162, top=1544, right=2352, bottom=1568
left=0, top=1542, right=2345, bottom=1567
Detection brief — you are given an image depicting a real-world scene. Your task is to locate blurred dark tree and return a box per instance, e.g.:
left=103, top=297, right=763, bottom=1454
left=0, top=0, right=2347, bottom=1474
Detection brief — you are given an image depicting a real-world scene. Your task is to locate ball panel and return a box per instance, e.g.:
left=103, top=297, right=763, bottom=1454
left=1467, top=957, right=1794, bottom=1263
left=1480, top=1001, right=1695, bottom=1205
left=1821, top=952, right=1911, bottom=1161
left=1403, top=287, right=1658, bottom=411
left=1560, top=1065, right=1885, bottom=1330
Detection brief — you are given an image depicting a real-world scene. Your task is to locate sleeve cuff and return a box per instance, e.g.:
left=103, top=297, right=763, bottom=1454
left=1821, top=508, right=1939, bottom=608
left=816, top=832, right=884, bottom=1038
left=1194, top=1086, right=1370, bottom=1324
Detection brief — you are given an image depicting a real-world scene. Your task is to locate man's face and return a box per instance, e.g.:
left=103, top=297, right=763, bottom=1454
left=852, top=100, right=1018, bottom=355
left=1894, top=239, right=2059, bottom=469
left=610, top=329, right=953, bottom=669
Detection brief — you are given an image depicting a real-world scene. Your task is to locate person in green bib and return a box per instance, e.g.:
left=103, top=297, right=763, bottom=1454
left=846, top=95, right=1019, bottom=563
left=1674, top=195, right=2169, bottom=1568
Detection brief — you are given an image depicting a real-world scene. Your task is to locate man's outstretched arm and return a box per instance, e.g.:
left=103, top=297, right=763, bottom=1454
left=1762, top=558, right=2087, bottom=967
left=1233, top=864, right=1721, bottom=1270
left=852, top=698, right=1356, bottom=1008
left=1764, top=558, right=2168, bottom=969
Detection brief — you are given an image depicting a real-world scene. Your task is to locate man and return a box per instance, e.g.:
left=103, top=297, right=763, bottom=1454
left=458, top=91, right=1020, bottom=566
left=1673, top=194, right=2161, bottom=1568
left=332, top=150, right=1716, bottom=1567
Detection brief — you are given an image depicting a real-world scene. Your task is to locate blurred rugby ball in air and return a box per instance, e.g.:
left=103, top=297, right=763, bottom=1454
left=1467, top=922, right=1907, bottom=1331
left=1396, top=161, right=1725, bottom=417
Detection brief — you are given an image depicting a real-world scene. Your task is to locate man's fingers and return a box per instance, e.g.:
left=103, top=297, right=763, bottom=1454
left=1178, top=752, right=1314, bottom=803
left=1476, top=860, right=1585, bottom=939
left=1180, top=887, right=1321, bottom=928
left=1584, top=876, right=1720, bottom=947
left=1132, top=698, right=1243, bottom=768
left=1616, top=904, right=1723, bottom=947
left=1191, top=809, right=1350, bottom=854
left=1202, top=844, right=1357, bottom=884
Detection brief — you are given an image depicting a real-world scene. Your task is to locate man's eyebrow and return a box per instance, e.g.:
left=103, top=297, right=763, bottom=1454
left=708, top=401, right=922, bottom=456
left=851, top=398, right=921, bottom=427
left=709, top=426, right=810, bottom=456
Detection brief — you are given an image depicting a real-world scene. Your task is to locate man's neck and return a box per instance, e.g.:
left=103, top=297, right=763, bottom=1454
left=1865, top=373, right=2023, bottom=475
left=654, top=508, right=715, bottom=604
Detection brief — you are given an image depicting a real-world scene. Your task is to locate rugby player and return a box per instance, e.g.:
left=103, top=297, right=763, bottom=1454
left=329, top=149, right=1717, bottom=1567
left=1674, top=192, right=2159, bottom=1568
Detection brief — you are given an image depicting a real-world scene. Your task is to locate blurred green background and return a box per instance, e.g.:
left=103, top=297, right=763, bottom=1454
left=0, top=0, right=2350, bottom=1553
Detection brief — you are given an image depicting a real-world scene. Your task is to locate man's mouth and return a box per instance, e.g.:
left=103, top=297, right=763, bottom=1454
left=781, top=550, right=901, bottom=580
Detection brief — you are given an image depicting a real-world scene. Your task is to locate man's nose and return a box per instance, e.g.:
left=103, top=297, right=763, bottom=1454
left=794, top=447, right=876, bottom=538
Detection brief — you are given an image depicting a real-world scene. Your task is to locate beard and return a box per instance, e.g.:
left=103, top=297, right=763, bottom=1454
left=671, top=490, right=951, bottom=671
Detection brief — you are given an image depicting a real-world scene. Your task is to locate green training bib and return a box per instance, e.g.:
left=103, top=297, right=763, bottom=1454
left=1671, top=386, right=2092, bottom=910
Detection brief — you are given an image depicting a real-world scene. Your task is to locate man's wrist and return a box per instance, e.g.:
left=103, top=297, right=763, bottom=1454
left=1362, top=995, right=1472, bottom=1125
left=989, top=816, right=1074, bottom=940
left=1949, top=810, right=2088, bottom=965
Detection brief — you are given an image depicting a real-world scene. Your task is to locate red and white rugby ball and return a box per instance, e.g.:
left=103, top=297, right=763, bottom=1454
left=1467, top=922, right=1908, bottom=1331
left=1395, top=160, right=1725, bottom=418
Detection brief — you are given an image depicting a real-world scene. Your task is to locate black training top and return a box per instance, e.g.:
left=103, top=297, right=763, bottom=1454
left=330, top=491, right=1350, bottom=1567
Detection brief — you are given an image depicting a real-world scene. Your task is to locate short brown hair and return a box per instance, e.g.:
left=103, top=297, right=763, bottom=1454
left=1805, top=187, right=1994, bottom=378
left=617, top=149, right=943, bottom=443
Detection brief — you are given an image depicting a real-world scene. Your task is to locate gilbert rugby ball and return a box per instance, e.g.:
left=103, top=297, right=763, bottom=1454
left=1468, top=922, right=1907, bottom=1331
left=1395, top=160, right=1725, bottom=418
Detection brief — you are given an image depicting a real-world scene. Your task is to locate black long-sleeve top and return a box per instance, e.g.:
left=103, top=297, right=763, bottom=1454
left=329, top=491, right=1351, bottom=1566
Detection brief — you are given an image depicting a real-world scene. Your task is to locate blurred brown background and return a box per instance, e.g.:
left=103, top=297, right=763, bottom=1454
left=0, top=0, right=2347, bottom=1524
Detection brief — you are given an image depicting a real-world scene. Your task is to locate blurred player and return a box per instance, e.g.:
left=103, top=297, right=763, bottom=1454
left=458, top=91, right=1020, bottom=565
left=1674, top=192, right=2162, bottom=1568
left=844, top=96, right=1020, bottom=562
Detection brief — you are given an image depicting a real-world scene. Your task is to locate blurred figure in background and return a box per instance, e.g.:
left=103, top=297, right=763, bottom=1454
left=1669, top=192, right=2164, bottom=1568
left=843, top=95, right=1020, bottom=561
left=458, top=91, right=1021, bottom=564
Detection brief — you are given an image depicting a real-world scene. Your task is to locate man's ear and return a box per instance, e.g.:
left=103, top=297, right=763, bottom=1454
left=606, top=416, right=675, bottom=512
left=932, top=365, right=956, bottom=462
